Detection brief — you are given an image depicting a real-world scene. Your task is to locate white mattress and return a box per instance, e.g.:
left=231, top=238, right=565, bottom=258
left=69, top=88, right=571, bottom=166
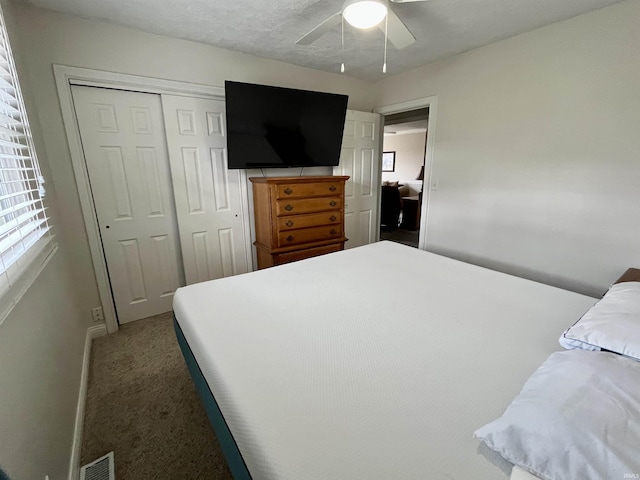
left=173, top=241, right=597, bottom=480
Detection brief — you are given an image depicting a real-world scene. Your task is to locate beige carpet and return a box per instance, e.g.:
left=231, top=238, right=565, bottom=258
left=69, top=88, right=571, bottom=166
left=80, top=312, right=233, bottom=479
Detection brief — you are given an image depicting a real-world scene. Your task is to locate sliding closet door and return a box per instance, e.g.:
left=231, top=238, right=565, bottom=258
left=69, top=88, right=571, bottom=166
left=72, top=86, right=184, bottom=323
left=162, top=95, right=252, bottom=284
left=334, top=110, right=382, bottom=249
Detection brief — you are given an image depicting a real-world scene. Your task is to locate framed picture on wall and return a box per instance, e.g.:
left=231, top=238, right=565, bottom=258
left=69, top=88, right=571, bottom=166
left=382, top=151, right=396, bottom=172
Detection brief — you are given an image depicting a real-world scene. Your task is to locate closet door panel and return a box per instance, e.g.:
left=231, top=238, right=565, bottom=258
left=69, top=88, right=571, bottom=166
left=162, top=95, right=252, bottom=284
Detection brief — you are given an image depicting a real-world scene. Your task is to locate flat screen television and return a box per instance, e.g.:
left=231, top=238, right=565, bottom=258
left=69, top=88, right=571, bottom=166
left=224, top=81, right=348, bottom=169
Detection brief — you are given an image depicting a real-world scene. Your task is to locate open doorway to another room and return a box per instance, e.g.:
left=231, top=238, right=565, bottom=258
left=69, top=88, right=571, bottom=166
left=379, top=108, right=429, bottom=248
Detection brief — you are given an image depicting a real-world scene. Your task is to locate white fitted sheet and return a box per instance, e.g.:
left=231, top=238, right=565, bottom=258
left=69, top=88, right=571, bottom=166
left=173, top=241, right=597, bottom=480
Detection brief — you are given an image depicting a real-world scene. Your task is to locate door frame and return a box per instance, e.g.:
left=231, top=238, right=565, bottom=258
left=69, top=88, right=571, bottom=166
left=54, top=65, right=254, bottom=333
left=374, top=96, right=438, bottom=250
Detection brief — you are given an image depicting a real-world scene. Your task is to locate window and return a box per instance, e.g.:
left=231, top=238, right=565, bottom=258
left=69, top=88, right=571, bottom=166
left=0, top=6, right=51, bottom=297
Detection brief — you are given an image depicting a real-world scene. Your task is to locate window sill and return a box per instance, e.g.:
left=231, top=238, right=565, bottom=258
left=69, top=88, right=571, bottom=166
left=0, top=235, right=58, bottom=326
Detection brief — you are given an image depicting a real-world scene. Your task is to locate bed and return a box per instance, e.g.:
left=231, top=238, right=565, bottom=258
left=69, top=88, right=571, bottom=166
left=172, top=241, right=623, bottom=479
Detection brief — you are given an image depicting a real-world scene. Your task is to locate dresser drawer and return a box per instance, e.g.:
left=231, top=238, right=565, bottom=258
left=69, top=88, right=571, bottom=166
left=276, top=197, right=342, bottom=216
left=277, top=225, right=342, bottom=247
left=275, top=243, right=343, bottom=265
left=277, top=211, right=340, bottom=231
left=276, top=182, right=344, bottom=199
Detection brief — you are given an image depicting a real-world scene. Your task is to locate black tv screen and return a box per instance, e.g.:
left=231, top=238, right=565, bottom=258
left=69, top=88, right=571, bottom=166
left=224, top=81, right=348, bottom=169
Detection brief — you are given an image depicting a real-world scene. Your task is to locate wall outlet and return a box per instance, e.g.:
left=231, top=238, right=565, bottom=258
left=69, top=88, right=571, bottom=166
left=91, top=307, right=104, bottom=323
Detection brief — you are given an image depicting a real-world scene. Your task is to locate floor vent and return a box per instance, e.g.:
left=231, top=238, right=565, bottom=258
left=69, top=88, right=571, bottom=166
left=80, top=451, right=115, bottom=480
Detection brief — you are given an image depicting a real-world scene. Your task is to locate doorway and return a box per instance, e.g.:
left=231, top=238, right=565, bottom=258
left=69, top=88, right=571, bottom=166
left=375, top=96, right=437, bottom=251
left=379, top=108, right=429, bottom=248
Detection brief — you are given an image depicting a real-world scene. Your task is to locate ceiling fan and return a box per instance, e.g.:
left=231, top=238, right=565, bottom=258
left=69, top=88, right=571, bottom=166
left=296, top=0, right=431, bottom=50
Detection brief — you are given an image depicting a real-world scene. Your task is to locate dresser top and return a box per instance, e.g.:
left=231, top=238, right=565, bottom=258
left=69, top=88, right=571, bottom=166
left=614, top=268, right=640, bottom=285
left=249, top=175, right=349, bottom=184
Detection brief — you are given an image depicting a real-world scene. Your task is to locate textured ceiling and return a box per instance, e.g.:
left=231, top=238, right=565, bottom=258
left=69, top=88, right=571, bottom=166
left=22, top=0, right=626, bottom=82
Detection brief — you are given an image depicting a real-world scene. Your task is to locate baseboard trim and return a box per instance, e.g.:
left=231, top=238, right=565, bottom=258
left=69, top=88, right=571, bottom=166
left=68, top=324, right=108, bottom=480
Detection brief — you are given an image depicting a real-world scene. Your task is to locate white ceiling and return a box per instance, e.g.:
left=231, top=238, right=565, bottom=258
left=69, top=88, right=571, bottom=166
left=21, top=0, right=626, bottom=82
left=384, top=119, right=428, bottom=136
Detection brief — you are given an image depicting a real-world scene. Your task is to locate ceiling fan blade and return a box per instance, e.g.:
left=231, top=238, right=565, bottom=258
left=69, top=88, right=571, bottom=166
left=296, top=12, right=342, bottom=45
left=390, top=0, right=431, bottom=3
left=379, top=8, right=416, bottom=49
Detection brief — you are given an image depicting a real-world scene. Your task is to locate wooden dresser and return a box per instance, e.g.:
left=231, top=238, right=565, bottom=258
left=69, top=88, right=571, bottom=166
left=250, top=176, right=349, bottom=269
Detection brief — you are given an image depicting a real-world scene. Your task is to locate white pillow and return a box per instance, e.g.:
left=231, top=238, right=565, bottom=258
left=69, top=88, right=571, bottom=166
left=475, top=349, right=640, bottom=480
left=559, top=281, right=640, bottom=360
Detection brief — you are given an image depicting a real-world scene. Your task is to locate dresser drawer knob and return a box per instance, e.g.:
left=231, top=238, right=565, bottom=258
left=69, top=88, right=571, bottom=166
left=330, top=229, right=337, bottom=235
left=284, top=204, right=293, bottom=211
left=329, top=185, right=337, bottom=192
left=329, top=215, right=337, bottom=222
left=329, top=200, right=337, bottom=207
left=284, top=187, right=293, bottom=195
left=285, top=220, right=294, bottom=227
left=286, top=235, right=295, bottom=242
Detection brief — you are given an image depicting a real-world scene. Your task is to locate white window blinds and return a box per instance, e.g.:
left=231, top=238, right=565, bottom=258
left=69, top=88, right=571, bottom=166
left=0, top=8, right=50, bottom=277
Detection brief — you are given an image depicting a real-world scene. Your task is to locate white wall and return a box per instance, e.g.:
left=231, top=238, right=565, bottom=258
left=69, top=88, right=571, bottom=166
left=10, top=3, right=375, bottom=314
left=373, top=0, right=640, bottom=296
left=0, top=252, right=88, bottom=480
left=0, top=2, right=90, bottom=479
left=382, top=132, right=426, bottom=190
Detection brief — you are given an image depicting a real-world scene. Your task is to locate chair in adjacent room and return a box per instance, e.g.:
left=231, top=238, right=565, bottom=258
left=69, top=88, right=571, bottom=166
left=380, top=185, right=402, bottom=231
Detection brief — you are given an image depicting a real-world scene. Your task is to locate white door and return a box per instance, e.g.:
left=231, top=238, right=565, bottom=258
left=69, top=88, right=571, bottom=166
left=162, top=95, right=251, bottom=284
left=334, top=110, right=382, bottom=249
left=72, top=86, right=184, bottom=324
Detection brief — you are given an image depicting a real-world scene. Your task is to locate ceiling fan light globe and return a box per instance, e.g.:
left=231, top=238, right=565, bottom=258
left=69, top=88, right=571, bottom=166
left=343, top=0, right=388, bottom=29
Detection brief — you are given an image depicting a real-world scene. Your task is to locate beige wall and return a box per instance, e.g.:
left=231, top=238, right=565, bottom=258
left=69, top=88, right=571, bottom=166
left=9, top=2, right=375, bottom=317
left=0, top=251, right=87, bottom=480
left=0, top=2, right=89, bottom=479
left=382, top=132, right=426, bottom=189
left=374, top=0, right=640, bottom=296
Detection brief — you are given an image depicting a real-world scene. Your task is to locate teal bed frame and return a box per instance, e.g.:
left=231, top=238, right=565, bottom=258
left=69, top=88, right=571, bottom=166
left=173, top=317, right=252, bottom=479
